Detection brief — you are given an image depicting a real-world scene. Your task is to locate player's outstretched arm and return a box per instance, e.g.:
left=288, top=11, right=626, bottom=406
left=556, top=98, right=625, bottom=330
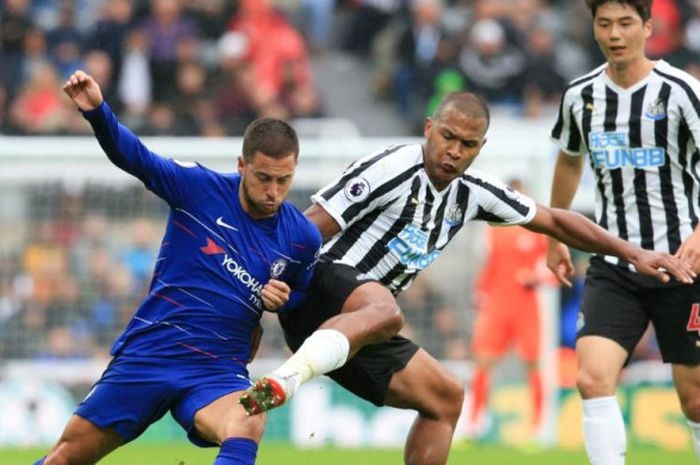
left=63, top=70, right=180, bottom=193
left=525, top=205, right=696, bottom=284
left=547, top=151, right=585, bottom=286
left=63, top=70, right=103, bottom=111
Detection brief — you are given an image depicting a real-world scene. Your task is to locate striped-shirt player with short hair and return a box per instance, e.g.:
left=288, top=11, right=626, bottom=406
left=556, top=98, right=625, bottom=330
left=551, top=59, right=700, bottom=266
left=547, top=3, right=700, bottom=463
left=550, top=59, right=700, bottom=367
left=312, top=143, right=536, bottom=295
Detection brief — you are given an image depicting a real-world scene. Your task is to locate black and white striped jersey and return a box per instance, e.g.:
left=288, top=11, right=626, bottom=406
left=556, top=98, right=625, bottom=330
left=311, top=143, right=536, bottom=294
left=551, top=60, right=700, bottom=268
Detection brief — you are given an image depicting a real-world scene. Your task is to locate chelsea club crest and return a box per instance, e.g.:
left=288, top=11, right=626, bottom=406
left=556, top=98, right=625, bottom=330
left=270, top=258, right=288, bottom=278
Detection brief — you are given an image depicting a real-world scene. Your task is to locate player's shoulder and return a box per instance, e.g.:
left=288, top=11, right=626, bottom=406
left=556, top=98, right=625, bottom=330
left=561, top=63, right=607, bottom=97
left=461, top=169, right=534, bottom=205
left=652, top=60, right=700, bottom=93
left=362, top=143, right=420, bottom=166
left=342, top=143, right=422, bottom=185
left=460, top=168, right=506, bottom=189
left=172, top=160, right=232, bottom=181
left=279, top=202, right=322, bottom=246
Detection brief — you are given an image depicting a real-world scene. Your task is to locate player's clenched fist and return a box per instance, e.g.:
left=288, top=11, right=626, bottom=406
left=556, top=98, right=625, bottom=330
left=261, top=279, right=290, bottom=312
left=62, top=70, right=103, bottom=112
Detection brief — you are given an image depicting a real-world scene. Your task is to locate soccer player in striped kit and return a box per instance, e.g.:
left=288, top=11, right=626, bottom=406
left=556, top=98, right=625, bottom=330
left=33, top=70, right=322, bottom=465
left=548, top=1, right=700, bottom=463
left=241, top=91, right=695, bottom=465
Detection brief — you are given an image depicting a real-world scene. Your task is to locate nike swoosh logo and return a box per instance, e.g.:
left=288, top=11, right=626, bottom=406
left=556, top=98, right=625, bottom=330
left=216, top=216, right=239, bottom=231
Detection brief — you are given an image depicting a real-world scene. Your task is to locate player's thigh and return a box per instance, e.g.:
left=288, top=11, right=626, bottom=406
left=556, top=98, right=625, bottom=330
left=280, top=262, right=397, bottom=350
left=48, top=414, right=124, bottom=465
left=193, top=391, right=266, bottom=445
left=326, top=335, right=419, bottom=406
left=648, top=280, right=700, bottom=364
left=171, top=361, right=258, bottom=447
left=576, top=258, right=649, bottom=359
left=383, top=348, right=463, bottom=420
left=74, top=357, right=175, bottom=444
left=339, top=280, right=397, bottom=314
left=576, top=336, right=627, bottom=401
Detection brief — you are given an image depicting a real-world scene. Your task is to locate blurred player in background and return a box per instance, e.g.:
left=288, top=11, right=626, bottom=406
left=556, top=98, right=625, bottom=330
left=32, top=70, right=321, bottom=465
left=468, top=179, right=549, bottom=441
left=547, top=1, right=700, bottom=463
left=240, top=91, right=695, bottom=465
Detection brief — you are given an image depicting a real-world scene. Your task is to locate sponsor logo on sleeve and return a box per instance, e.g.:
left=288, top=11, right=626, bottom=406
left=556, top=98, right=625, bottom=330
left=344, top=177, right=371, bottom=202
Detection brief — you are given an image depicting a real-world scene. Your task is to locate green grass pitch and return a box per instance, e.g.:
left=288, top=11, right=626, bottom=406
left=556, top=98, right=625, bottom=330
left=1, top=443, right=697, bottom=465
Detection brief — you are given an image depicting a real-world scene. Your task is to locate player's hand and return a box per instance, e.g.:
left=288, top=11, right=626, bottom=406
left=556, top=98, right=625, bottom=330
left=630, top=249, right=696, bottom=284
left=261, top=279, right=290, bottom=312
left=546, top=239, right=574, bottom=287
left=62, top=70, right=104, bottom=111
left=675, top=228, right=700, bottom=274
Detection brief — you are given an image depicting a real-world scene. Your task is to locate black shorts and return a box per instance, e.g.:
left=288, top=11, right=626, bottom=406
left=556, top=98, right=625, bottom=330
left=279, top=262, right=420, bottom=406
left=578, top=256, right=700, bottom=364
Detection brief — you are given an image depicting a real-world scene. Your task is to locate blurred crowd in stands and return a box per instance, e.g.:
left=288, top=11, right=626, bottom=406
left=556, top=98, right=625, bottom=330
left=0, top=0, right=323, bottom=136
left=361, top=0, right=700, bottom=131
left=2, top=0, right=700, bottom=136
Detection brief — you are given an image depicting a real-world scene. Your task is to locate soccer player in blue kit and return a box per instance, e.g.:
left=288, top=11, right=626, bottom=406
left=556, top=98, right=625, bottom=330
left=32, top=70, right=322, bottom=465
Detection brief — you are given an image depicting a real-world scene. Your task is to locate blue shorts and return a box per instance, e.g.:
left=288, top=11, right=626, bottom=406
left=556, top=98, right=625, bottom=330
left=75, top=355, right=252, bottom=447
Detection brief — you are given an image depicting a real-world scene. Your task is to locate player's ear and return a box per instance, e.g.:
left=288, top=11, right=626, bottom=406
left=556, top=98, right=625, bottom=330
left=643, top=17, right=653, bottom=39
left=237, top=155, right=245, bottom=174
left=423, top=117, right=433, bottom=138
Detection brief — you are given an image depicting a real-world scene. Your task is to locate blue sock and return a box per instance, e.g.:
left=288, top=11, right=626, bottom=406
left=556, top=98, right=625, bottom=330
left=213, top=437, right=258, bottom=465
left=32, top=458, right=46, bottom=465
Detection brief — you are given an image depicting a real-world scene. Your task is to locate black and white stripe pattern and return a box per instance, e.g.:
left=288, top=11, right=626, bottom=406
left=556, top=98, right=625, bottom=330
left=312, top=144, right=536, bottom=294
left=551, top=60, right=700, bottom=268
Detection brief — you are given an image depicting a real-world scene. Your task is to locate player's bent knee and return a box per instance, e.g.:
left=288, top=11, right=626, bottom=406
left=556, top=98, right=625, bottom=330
left=44, top=443, right=76, bottom=465
left=219, top=413, right=265, bottom=444
left=441, top=375, right=465, bottom=422
left=680, top=397, right=700, bottom=422
left=421, top=371, right=464, bottom=424
left=576, top=367, right=616, bottom=398
left=375, top=303, right=404, bottom=338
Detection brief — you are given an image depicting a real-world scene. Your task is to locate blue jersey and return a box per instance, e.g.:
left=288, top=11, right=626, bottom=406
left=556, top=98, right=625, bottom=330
left=82, top=102, right=321, bottom=364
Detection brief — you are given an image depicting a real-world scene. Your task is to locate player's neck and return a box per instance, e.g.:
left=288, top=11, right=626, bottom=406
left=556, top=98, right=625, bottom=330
left=606, top=56, right=655, bottom=89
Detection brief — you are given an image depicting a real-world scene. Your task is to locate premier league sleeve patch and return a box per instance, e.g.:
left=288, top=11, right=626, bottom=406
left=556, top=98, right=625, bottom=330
left=343, top=177, right=371, bottom=202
